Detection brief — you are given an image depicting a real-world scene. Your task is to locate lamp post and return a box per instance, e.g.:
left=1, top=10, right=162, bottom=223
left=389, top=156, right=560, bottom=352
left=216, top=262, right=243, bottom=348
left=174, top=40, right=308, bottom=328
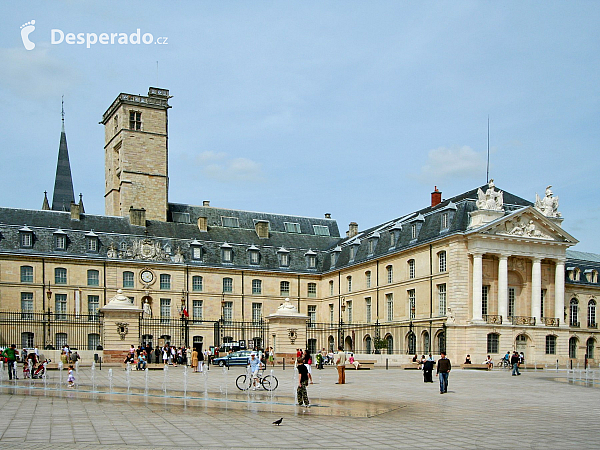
left=338, top=296, right=346, bottom=349
left=180, top=291, right=188, bottom=347
left=45, top=285, right=53, bottom=350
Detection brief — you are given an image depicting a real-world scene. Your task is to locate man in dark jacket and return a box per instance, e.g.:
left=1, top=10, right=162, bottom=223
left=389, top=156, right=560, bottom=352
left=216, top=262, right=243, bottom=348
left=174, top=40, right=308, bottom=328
left=511, top=351, right=521, bottom=376
left=436, top=351, right=451, bottom=393
left=423, top=355, right=435, bottom=383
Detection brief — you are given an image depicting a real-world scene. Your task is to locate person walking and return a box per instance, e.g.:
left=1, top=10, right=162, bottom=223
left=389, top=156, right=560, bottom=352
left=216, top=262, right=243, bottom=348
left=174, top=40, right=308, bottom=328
left=296, top=357, right=310, bottom=407
left=191, top=348, right=198, bottom=372
left=198, top=348, right=204, bottom=373
left=2, top=344, right=18, bottom=380
left=511, top=351, right=521, bottom=376
left=436, top=351, right=451, bottom=393
left=423, top=355, right=435, bottom=383
left=303, top=349, right=314, bottom=383
left=335, top=345, right=346, bottom=384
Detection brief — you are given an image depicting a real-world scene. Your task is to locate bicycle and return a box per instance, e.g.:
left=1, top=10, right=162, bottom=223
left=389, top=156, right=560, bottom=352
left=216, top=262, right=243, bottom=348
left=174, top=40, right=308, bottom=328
left=236, top=370, right=278, bottom=391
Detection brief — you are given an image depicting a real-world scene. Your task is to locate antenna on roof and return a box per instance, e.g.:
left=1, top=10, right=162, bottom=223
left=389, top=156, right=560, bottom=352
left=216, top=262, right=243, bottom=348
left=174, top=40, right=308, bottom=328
left=61, top=95, right=65, bottom=132
left=486, top=115, right=490, bottom=184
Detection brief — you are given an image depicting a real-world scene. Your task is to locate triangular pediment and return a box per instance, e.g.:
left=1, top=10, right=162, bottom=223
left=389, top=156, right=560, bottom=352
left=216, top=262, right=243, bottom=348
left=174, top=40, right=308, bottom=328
left=471, top=207, right=578, bottom=244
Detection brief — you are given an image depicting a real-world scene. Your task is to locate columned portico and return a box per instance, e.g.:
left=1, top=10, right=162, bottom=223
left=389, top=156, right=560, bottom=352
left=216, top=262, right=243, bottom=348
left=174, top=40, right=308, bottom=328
left=555, top=259, right=566, bottom=327
left=531, top=257, right=542, bottom=324
left=498, top=254, right=509, bottom=321
left=472, top=252, right=484, bottom=323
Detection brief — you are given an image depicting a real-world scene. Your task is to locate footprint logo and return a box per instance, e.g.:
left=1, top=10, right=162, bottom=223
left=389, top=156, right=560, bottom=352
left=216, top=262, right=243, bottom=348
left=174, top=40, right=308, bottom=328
left=20, top=20, right=36, bottom=50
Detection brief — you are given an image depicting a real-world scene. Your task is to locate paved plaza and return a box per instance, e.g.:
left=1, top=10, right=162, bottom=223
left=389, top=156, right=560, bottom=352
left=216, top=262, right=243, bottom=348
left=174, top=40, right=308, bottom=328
left=0, top=364, right=598, bottom=449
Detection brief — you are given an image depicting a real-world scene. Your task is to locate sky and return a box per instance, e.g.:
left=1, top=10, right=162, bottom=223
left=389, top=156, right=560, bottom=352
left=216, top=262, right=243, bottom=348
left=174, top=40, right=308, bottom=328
left=0, top=1, right=599, bottom=252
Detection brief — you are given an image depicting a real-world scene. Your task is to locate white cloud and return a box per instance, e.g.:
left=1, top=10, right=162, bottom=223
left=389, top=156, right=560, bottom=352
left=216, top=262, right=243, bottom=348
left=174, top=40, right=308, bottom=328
left=197, top=152, right=264, bottom=182
left=418, top=145, right=486, bottom=183
left=0, top=45, right=78, bottom=99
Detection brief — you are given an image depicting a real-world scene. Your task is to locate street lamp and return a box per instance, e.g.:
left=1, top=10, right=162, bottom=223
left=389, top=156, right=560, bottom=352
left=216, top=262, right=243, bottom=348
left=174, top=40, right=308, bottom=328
left=339, top=296, right=346, bottom=349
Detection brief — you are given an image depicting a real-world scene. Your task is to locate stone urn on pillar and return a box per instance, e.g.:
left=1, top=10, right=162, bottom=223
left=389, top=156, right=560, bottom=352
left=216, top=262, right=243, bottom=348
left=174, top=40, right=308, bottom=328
left=100, top=289, right=143, bottom=363
left=266, top=298, right=309, bottom=365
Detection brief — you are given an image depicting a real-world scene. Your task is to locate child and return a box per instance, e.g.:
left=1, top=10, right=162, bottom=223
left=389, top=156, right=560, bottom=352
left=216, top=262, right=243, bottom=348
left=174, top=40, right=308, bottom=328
left=67, top=364, right=75, bottom=388
left=23, top=361, right=30, bottom=379
left=296, top=357, right=310, bottom=407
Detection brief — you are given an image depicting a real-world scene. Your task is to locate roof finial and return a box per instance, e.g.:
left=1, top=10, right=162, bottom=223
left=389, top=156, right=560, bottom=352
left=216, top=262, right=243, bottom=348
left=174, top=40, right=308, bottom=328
left=61, top=95, right=65, bottom=132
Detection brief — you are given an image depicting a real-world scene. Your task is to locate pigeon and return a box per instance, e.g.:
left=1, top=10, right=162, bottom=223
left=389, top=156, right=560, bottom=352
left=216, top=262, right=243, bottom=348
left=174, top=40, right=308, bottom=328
left=272, top=418, right=283, bottom=426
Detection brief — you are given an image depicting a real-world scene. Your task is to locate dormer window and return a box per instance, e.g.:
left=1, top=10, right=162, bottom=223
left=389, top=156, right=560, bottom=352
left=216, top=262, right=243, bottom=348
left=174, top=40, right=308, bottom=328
left=248, top=245, right=260, bottom=265
left=574, top=268, right=581, bottom=281
left=313, top=225, right=330, bottom=236
left=441, top=213, right=448, bottom=229
left=54, top=229, right=67, bottom=250
left=190, top=240, right=203, bottom=261
left=331, top=246, right=342, bottom=266
left=277, top=247, right=290, bottom=267
left=349, top=239, right=360, bottom=261
left=368, top=232, right=379, bottom=256
left=585, top=269, right=598, bottom=283
left=19, top=226, right=33, bottom=248
left=86, top=231, right=99, bottom=253
left=305, top=250, right=317, bottom=269
left=411, top=224, right=417, bottom=239
left=221, top=243, right=233, bottom=263
left=410, top=214, right=425, bottom=240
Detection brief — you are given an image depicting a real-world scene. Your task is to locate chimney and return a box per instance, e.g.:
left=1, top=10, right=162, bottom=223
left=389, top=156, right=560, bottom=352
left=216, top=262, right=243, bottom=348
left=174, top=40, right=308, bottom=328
left=348, top=222, right=358, bottom=238
left=129, top=207, right=146, bottom=226
left=197, top=217, right=208, bottom=232
left=431, top=186, right=442, bottom=207
left=255, top=220, right=269, bottom=239
left=203, top=200, right=210, bottom=207
left=70, top=202, right=81, bottom=221
left=324, top=213, right=331, bottom=219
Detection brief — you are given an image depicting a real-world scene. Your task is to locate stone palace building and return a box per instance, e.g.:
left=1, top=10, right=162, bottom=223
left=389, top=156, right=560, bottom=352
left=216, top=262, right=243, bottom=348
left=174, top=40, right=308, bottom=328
left=0, top=86, right=598, bottom=365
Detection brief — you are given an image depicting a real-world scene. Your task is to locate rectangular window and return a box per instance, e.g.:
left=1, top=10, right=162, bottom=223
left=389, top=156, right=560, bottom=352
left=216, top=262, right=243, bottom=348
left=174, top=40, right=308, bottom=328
left=411, top=224, right=417, bottom=239
left=387, top=266, right=393, bottom=284
left=252, top=303, right=262, bottom=324
left=349, top=246, right=355, bottom=260
left=365, top=297, right=372, bottom=323
left=307, top=255, right=316, bottom=269
left=223, top=301, right=233, bottom=324
left=221, top=216, right=239, bottom=228
left=386, top=293, right=394, bottom=321
left=20, top=266, right=33, bottom=283
left=487, top=333, right=499, bottom=354
left=366, top=271, right=371, bottom=289
left=87, top=238, right=98, bottom=252
left=252, top=279, right=262, bottom=295
left=87, top=270, right=99, bottom=286
left=193, top=300, right=203, bottom=323
left=192, top=246, right=202, bottom=260
left=347, top=276, right=352, bottom=293
left=250, top=251, right=259, bottom=265
left=347, top=300, right=353, bottom=324
left=408, top=260, right=415, bottom=279
left=160, top=274, right=171, bottom=290
left=390, top=233, right=395, bottom=247
left=307, top=282, right=317, bottom=298
left=55, top=294, right=67, bottom=320
left=55, top=235, right=66, bottom=250
left=129, top=110, right=141, bottom=130
left=123, top=271, right=134, bottom=288
left=368, top=239, right=375, bottom=255
left=439, top=251, right=447, bottom=272
left=21, top=292, right=33, bottom=320
left=279, top=253, right=289, bottom=267
left=284, top=222, right=301, bottom=233
left=313, top=225, right=330, bottom=236
left=308, top=305, right=316, bottom=328
left=222, top=248, right=233, bottom=263
left=438, top=284, right=447, bottom=316
left=88, top=333, right=100, bottom=351
left=280, top=281, right=290, bottom=296
left=223, top=278, right=233, bottom=293
left=88, top=295, right=99, bottom=322
left=441, top=213, right=448, bottom=229
left=508, top=287, right=515, bottom=317
left=55, top=268, right=67, bottom=285
left=482, top=285, right=489, bottom=316
left=329, top=304, right=334, bottom=323
left=21, top=233, right=32, bottom=248
left=408, top=289, right=416, bottom=320
left=192, top=276, right=203, bottom=292
left=329, top=281, right=334, bottom=296
left=160, top=298, right=171, bottom=324
left=546, top=335, right=556, bottom=355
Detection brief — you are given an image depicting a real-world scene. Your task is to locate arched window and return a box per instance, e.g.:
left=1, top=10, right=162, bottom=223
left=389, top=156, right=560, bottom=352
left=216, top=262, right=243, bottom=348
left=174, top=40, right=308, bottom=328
left=570, top=298, right=579, bottom=327
left=588, top=300, right=596, bottom=328
left=587, top=338, right=595, bottom=359
left=386, top=265, right=393, bottom=284
left=386, top=334, right=394, bottom=354
left=365, top=335, right=372, bottom=354
left=407, top=332, right=416, bottom=355
left=223, top=277, right=233, bottom=293
left=87, top=269, right=99, bottom=286
left=365, top=271, right=372, bottom=288
left=437, top=331, right=446, bottom=354
left=327, top=335, right=335, bottom=352
left=192, top=275, right=203, bottom=292
left=408, top=259, right=416, bottom=279
left=422, top=331, right=430, bottom=354
left=55, top=267, right=67, bottom=285
left=329, top=280, right=334, bottom=296
left=569, top=336, right=578, bottom=359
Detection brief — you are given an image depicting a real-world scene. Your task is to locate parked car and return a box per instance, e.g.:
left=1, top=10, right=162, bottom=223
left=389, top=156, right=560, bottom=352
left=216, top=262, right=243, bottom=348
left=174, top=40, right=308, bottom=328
left=213, top=350, right=252, bottom=367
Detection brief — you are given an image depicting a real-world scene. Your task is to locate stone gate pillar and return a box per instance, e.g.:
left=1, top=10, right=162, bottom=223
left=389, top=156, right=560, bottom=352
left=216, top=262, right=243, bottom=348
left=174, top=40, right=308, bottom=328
left=100, top=289, right=143, bottom=363
left=266, top=298, right=308, bottom=365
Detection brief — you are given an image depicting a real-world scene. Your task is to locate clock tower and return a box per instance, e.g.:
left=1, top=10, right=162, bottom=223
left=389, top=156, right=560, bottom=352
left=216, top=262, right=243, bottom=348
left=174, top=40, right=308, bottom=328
left=101, top=87, right=171, bottom=222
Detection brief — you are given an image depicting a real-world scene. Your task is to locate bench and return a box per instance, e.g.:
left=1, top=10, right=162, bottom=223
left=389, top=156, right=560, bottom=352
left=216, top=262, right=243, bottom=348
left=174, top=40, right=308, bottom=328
left=120, top=363, right=170, bottom=370
left=461, top=363, right=490, bottom=370
left=401, top=363, right=421, bottom=370
left=345, top=360, right=376, bottom=370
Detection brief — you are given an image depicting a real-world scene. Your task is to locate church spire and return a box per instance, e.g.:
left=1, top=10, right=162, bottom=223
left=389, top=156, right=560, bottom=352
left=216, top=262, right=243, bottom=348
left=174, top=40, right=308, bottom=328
left=51, top=96, right=75, bottom=211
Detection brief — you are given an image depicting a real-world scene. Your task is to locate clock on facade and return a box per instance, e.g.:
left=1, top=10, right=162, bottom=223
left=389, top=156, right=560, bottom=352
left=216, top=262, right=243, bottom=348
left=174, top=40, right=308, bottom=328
left=140, top=269, right=154, bottom=284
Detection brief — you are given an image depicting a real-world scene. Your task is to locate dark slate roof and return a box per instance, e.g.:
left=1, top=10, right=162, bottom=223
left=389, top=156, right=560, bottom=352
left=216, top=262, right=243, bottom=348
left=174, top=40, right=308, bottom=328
left=565, top=250, right=600, bottom=287
left=51, top=126, right=75, bottom=211
left=0, top=204, right=341, bottom=274
left=321, top=184, right=534, bottom=273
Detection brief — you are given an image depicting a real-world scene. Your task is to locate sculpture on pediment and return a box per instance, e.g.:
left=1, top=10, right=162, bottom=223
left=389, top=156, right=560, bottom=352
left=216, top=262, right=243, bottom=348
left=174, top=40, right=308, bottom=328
left=173, top=247, right=185, bottom=263
left=504, top=217, right=551, bottom=240
left=476, top=179, right=504, bottom=211
left=535, top=185, right=561, bottom=218
left=130, top=239, right=170, bottom=261
left=107, top=243, right=118, bottom=259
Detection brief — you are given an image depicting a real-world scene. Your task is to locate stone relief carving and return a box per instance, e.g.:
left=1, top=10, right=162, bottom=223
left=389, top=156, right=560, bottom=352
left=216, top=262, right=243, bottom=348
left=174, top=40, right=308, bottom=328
left=499, top=216, right=552, bottom=240
left=107, top=243, right=118, bottom=259
left=508, top=257, right=526, bottom=272
left=130, top=239, right=170, bottom=261
left=173, top=247, right=185, bottom=263
left=446, top=307, right=455, bottom=324
left=288, top=328, right=298, bottom=344
left=115, top=322, right=129, bottom=340
left=535, top=185, right=561, bottom=218
left=476, top=179, right=504, bottom=211
left=142, top=298, right=152, bottom=318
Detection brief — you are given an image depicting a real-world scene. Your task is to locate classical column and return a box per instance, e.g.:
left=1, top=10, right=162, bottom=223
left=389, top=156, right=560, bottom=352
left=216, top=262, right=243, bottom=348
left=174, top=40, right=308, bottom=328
left=554, top=259, right=566, bottom=327
left=498, top=255, right=509, bottom=322
left=531, top=258, right=542, bottom=325
left=472, top=252, right=484, bottom=322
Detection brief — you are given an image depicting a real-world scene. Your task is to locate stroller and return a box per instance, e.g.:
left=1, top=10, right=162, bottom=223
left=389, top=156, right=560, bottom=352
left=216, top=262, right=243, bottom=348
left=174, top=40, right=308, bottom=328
left=32, top=359, right=50, bottom=379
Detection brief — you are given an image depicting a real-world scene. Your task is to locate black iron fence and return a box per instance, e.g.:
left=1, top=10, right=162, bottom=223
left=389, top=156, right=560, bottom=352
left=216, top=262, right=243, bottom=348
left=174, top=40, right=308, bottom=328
left=306, top=321, right=446, bottom=356
left=0, top=310, right=103, bottom=350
